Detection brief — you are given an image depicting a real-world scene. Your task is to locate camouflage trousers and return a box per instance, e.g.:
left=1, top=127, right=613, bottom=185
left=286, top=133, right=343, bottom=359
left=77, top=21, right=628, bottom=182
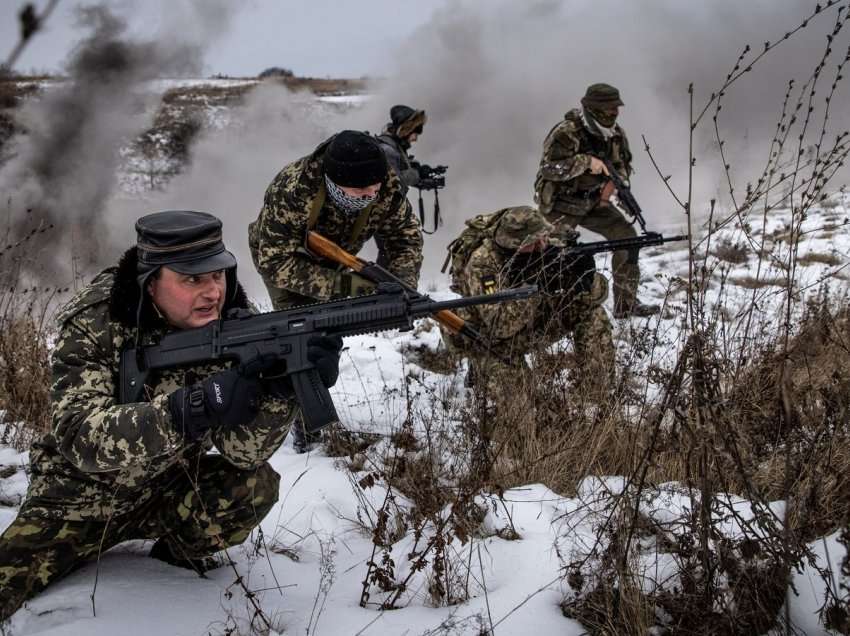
left=544, top=199, right=640, bottom=312
left=0, top=456, right=280, bottom=622
left=461, top=302, right=615, bottom=408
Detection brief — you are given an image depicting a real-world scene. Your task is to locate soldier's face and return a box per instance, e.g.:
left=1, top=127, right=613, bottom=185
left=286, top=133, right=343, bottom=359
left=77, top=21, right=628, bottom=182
left=148, top=267, right=227, bottom=329
left=340, top=183, right=381, bottom=198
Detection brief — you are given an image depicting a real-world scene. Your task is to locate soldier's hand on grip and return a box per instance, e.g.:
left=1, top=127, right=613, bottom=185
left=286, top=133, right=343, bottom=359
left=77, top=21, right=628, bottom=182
left=599, top=180, right=617, bottom=206
left=168, top=368, right=263, bottom=442
left=261, top=335, right=344, bottom=400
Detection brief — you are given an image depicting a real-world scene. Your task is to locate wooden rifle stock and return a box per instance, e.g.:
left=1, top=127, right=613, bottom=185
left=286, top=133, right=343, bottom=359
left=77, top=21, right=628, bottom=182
left=306, top=231, right=466, bottom=334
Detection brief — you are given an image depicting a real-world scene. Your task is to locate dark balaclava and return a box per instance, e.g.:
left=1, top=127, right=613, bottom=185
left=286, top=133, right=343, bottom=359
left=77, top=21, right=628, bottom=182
left=580, top=83, right=624, bottom=130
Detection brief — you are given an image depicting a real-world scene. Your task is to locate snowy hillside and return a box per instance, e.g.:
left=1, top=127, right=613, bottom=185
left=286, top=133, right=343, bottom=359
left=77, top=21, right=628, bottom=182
left=1, top=179, right=849, bottom=634
left=1, top=75, right=850, bottom=635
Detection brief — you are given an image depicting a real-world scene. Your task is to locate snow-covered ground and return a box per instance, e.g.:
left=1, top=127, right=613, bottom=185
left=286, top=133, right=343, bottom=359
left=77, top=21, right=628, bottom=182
left=1, top=89, right=848, bottom=635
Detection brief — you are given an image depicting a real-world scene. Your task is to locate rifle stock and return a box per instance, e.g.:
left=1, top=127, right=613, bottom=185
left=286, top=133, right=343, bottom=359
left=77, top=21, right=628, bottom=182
left=306, top=231, right=471, bottom=337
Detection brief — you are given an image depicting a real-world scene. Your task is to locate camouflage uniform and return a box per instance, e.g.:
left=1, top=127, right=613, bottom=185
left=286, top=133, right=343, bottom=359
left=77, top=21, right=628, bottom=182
left=447, top=207, right=614, bottom=392
left=0, top=248, right=296, bottom=621
left=249, top=136, right=424, bottom=310
left=534, top=106, right=641, bottom=314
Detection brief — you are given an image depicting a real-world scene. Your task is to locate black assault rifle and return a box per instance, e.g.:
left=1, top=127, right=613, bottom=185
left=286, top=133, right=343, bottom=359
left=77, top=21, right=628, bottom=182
left=533, top=232, right=688, bottom=291
left=119, top=282, right=537, bottom=433
left=601, top=158, right=651, bottom=234
left=561, top=232, right=687, bottom=258
left=512, top=232, right=686, bottom=295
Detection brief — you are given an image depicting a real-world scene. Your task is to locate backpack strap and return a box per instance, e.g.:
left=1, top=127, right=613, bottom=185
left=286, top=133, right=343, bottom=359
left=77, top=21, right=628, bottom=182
left=306, top=183, right=326, bottom=231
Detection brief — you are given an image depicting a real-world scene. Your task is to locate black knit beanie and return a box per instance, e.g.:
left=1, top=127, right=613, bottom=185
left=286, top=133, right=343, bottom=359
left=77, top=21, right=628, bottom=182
left=323, top=130, right=388, bottom=188
left=390, top=105, right=416, bottom=128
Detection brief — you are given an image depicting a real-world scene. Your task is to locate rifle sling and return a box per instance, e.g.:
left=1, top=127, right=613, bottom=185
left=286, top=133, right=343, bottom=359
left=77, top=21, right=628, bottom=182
left=306, top=182, right=375, bottom=247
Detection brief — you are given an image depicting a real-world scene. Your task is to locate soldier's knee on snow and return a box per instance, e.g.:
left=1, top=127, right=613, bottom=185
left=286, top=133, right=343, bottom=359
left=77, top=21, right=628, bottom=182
left=250, top=463, right=281, bottom=514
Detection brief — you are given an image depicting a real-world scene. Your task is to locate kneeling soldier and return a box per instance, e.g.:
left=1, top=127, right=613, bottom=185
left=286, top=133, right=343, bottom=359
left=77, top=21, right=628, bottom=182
left=445, top=205, right=614, bottom=394
left=0, top=210, right=341, bottom=622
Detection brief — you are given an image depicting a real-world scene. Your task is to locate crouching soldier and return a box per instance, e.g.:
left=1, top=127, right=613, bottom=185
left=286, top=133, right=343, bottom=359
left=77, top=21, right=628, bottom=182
left=249, top=129, right=423, bottom=310
left=0, top=210, right=342, bottom=622
left=443, top=205, right=614, bottom=397
left=249, top=130, right=423, bottom=451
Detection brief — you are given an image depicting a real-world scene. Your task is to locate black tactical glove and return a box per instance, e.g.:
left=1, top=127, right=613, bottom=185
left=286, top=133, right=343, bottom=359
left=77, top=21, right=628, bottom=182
left=539, top=250, right=597, bottom=296
left=308, top=335, right=343, bottom=387
left=262, top=335, right=344, bottom=399
left=168, top=367, right=263, bottom=442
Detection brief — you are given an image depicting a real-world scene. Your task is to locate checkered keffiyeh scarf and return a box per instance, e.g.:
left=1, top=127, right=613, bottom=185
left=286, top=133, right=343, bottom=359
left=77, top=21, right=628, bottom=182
left=325, top=176, right=378, bottom=214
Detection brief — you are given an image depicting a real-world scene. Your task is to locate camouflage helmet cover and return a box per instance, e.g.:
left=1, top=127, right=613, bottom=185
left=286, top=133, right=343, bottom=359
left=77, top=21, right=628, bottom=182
left=494, top=206, right=556, bottom=250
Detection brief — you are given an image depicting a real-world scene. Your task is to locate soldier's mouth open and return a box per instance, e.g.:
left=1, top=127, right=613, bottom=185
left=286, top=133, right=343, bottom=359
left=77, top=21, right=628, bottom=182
left=194, top=305, right=217, bottom=316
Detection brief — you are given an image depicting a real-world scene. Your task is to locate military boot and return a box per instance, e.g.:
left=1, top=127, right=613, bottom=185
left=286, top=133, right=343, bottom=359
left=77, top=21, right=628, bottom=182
left=613, top=300, right=660, bottom=319
left=613, top=261, right=659, bottom=318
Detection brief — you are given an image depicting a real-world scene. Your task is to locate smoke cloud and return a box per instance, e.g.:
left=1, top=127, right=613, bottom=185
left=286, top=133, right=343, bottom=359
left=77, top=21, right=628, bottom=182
left=0, top=1, right=239, bottom=284
left=133, top=0, right=850, bottom=298
left=5, top=0, right=849, bottom=300
left=366, top=0, right=850, bottom=264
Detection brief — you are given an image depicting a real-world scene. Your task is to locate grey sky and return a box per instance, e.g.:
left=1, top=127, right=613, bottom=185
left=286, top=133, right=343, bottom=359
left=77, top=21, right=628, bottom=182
left=2, top=0, right=452, bottom=77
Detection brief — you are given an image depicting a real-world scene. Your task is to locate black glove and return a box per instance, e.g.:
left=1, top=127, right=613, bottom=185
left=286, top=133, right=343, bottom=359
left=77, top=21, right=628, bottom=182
left=308, top=335, right=343, bottom=388
left=168, top=367, right=263, bottom=442
left=538, top=250, right=597, bottom=296
left=262, top=335, right=344, bottom=399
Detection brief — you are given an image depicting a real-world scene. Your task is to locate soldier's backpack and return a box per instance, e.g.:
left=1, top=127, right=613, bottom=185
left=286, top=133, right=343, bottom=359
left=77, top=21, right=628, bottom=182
left=440, top=208, right=512, bottom=293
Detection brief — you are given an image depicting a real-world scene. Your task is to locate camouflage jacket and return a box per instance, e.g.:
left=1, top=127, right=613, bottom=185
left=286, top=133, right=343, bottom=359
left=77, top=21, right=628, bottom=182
left=451, top=238, right=601, bottom=355
left=21, top=248, right=296, bottom=521
left=534, top=108, right=632, bottom=211
left=375, top=133, right=420, bottom=196
left=249, top=136, right=423, bottom=300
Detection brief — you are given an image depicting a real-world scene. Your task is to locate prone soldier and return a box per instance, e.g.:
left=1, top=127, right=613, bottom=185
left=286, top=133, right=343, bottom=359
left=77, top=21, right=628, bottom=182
left=0, top=211, right=342, bottom=622
left=534, top=83, right=659, bottom=318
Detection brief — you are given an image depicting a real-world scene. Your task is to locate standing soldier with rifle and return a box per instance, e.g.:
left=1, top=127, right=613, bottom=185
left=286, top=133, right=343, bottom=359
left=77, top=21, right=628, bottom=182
left=534, top=83, right=659, bottom=318
left=0, top=211, right=343, bottom=622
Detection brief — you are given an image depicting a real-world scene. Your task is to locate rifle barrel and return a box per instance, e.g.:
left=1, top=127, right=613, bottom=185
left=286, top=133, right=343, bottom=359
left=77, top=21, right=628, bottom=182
left=425, top=286, right=537, bottom=313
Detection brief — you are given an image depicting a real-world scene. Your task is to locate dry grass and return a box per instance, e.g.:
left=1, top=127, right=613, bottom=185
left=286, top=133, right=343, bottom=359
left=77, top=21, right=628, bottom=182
left=710, top=239, right=750, bottom=264
left=797, top=251, right=843, bottom=267
left=727, top=274, right=789, bottom=289
left=0, top=303, right=53, bottom=450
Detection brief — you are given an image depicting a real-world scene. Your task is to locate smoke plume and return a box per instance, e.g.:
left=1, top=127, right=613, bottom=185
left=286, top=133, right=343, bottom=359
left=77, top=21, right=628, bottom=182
left=0, top=2, right=237, bottom=284
left=6, top=0, right=850, bottom=300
